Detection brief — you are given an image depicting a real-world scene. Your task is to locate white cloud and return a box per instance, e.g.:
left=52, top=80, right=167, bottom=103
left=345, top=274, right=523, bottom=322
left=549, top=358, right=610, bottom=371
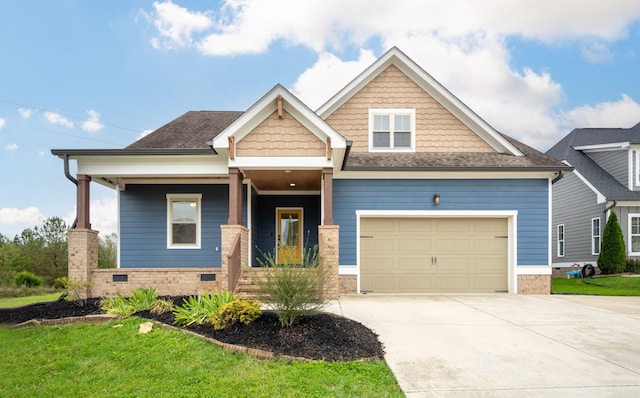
left=0, top=207, right=46, bottom=227
left=560, top=94, right=640, bottom=129
left=64, top=196, right=118, bottom=236
left=291, top=49, right=377, bottom=110
left=5, top=143, right=18, bottom=151
left=81, top=109, right=104, bottom=133
left=44, top=111, right=74, bottom=128
left=17, top=107, right=33, bottom=119
left=581, top=41, right=613, bottom=63
left=0, top=118, right=5, bottom=129
left=138, top=129, right=154, bottom=139
left=150, top=0, right=213, bottom=49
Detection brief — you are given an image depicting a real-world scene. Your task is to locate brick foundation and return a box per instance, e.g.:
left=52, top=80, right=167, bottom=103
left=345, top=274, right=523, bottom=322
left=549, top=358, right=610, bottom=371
left=220, top=225, right=249, bottom=290
left=339, top=275, right=357, bottom=294
left=91, top=268, right=222, bottom=297
left=517, top=275, right=551, bottom=294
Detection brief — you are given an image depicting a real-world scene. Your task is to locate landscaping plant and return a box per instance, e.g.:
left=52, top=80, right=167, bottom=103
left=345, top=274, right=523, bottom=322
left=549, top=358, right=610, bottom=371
left=13, top=271, right=43, bottom=288
left=253, top=244, right=332, bottom=327
left=100, top=287, right=169, bottom=317
left=172, top=290, right=237, bottom=327
left=215, top=299, right=262, bottom=330
left=598, top=211, right=627, bottom=274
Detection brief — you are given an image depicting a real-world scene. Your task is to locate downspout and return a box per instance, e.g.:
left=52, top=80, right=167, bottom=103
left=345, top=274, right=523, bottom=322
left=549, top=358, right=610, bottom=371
left=604, top=200, right=617, bottom=221
left=551, top=171, right=564, bottom=184
left=63, top=154, right=79, bottom=228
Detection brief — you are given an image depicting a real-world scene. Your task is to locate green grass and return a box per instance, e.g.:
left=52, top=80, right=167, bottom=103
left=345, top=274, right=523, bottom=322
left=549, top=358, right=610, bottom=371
left=0, top=317, right=403, bottom=398
left=0, top=292, right=63, bottom=308
left=552, top=276, right=640, bottom=296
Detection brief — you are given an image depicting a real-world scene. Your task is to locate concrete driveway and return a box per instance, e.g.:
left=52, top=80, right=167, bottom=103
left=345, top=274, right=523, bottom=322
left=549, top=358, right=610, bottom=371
left=327, top=294, right=640, bottom=397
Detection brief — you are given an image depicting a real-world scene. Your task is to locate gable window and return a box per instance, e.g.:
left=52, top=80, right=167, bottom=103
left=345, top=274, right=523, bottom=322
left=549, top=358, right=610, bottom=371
left=167, top=194, right=202, bottom=249
left=629, top=214, right=640, bottom=255
left=591, top=218, right=601, bottom=255
left=557, top=224, right=565, bottom=257
left=369, top=109, right=415, bottom=151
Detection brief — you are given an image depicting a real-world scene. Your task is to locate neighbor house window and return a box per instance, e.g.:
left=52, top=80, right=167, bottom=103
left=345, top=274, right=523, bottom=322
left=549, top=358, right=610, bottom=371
left=592, top=218, right=601, bottom=255
left=629, top=214, right=640, bottom=255
left=369, top=109, right=415, bottom=151
left=166, top=194, right=202, bottom=249
left=557, top=224, right=565, bottom=257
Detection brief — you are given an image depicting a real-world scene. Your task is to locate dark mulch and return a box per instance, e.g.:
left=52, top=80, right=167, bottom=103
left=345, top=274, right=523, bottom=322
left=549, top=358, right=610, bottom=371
left=0, top=297, right=384, bottom=362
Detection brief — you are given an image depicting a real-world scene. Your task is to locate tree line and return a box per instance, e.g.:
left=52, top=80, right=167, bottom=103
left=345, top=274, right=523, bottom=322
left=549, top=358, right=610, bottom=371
left=0, top=217, right=116, bottom=287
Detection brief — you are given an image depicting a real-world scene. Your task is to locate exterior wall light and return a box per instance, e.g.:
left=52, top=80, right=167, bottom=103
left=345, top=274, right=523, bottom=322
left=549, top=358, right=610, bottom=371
left=433, top=194, right=440, bottom=205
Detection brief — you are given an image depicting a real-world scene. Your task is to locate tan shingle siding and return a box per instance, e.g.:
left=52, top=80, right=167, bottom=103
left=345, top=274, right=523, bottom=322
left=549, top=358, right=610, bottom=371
left=236, top=110, right=326, bottom=157
left=325, top=65, right=494, bottom=153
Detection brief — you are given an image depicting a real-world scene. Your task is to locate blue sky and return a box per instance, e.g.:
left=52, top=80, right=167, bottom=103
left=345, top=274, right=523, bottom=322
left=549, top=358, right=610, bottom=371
left=1, top=0, right=640, bottom=238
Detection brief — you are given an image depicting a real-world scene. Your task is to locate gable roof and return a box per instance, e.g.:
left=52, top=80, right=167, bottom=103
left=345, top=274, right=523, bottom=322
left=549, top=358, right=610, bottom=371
left=127, top=111, right=244, bottom=150
left=546, top=122, right=640, bottom=200
left=212, top=84, right=346, bottom=151
left=317, top=46, right=523, bottom=156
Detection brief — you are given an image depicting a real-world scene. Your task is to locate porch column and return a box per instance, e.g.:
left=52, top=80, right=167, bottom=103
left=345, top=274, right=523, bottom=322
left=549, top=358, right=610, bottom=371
left=322, top=168, right=333, bottom=225
left=228, top=167, right=243, bottom=225
left=67, top=229, right=99, bottom=298
left=77, top=174, right=91, bottom=229
left=318, top=225, right=339, bottom=299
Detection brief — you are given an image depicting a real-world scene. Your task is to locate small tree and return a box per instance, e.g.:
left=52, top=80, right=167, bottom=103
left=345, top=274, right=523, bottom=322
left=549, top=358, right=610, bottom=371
left=598, top=211, right=626, bottom=274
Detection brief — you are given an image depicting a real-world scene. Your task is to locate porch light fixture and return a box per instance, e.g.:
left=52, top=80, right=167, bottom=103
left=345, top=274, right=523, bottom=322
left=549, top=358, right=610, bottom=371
left=289, top=183, right=296, bottom=187
left=433, top=194, right=440, bottom=205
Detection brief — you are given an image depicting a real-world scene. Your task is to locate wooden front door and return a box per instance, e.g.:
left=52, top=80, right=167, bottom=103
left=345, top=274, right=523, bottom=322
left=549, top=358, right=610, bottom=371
left=276, top=208, right=303, bottom=264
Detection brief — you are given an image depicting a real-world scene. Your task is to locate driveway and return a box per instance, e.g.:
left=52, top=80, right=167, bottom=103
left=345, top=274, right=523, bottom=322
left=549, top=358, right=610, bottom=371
left=326, top=294, right=640, bottom=397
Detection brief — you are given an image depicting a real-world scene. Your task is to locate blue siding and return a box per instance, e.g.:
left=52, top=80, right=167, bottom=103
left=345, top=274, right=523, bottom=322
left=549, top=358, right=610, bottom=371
left=254, top=195, right=320, bottom=264
left=120, top=184, right=230, bottom=268
left=333, top=179, right=549, bottom=266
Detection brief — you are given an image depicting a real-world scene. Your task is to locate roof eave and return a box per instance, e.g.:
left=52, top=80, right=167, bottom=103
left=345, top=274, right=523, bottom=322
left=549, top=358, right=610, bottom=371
left=51, top=148, right=217, bottom=158
left=342, top=165, right=573, bottom=172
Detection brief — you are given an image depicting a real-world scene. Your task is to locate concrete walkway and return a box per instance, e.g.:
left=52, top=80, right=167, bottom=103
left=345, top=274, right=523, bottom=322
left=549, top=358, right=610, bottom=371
left=326, top=294, right=640, bottom=397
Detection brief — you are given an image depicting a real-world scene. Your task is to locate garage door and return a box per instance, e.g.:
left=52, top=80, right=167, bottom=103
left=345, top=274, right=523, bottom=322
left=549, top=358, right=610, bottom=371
left=360, top=217, right=508, bottom=293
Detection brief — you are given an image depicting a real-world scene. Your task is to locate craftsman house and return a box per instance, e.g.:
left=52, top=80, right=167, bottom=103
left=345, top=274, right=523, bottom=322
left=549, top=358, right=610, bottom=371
left=53, top=47, right=569, bottom=297
left=547, top=123, right=640, bottom=270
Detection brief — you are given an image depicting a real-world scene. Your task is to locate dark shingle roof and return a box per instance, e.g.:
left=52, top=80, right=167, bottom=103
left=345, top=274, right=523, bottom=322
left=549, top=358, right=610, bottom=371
left=343, top=133, right=568, bottom=171
left=546, top=122, right=640, bottom=200
left=126, top=111, right=244, bottom=150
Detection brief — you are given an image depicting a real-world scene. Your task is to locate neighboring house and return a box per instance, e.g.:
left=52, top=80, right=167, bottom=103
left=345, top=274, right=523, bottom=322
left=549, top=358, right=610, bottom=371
left=52, top=47, right=569, bottom=297
left=547, top=122, right=640, bottom=270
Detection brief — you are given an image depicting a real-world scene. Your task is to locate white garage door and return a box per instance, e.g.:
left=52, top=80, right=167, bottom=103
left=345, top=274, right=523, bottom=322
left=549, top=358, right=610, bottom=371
left=360, top=217, right=508, bottom=293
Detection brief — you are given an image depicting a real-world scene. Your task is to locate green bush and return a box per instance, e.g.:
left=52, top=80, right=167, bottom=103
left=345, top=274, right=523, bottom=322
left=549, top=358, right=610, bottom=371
left=598, top=211, right=627, bottom=274
left=100, top=288, right=161, bottom=318
left=150, top=298, right=174, bottom=314
left=59, top=277, right=94, bottom=304
left=128, top=287, right=158, bottom=312
left=173, top=291, right=236, bottom=326
left=100, top=293, right=136, bottom=317
left=253, top=244, right=331, bottom=327
left=214, top=299, right=262, bottom=330
left=52, top=277, right=66, bottom=289
left=14, top=271, right=43, bottom=288
left=626, top=258, right=640, bottom=274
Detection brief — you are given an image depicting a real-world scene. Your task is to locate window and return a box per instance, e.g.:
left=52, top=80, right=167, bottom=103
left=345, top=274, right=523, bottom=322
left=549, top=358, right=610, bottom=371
left=167, top=194, right=202, bottom=249
left=630, top=214, right=640, bottom=254
left=369, top=109, right=415, bottom=151
left=557, top=224, right=565, bottom=257
left=592, top=218, right=601, bottom=255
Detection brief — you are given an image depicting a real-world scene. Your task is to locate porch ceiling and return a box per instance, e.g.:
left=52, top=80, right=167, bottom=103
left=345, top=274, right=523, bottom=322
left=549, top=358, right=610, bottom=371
left=243, top=170, right=321, bottom=191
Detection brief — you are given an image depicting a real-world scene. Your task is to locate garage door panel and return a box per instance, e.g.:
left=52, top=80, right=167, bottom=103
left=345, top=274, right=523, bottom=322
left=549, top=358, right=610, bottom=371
left=361, top=217, right=508, bottom=293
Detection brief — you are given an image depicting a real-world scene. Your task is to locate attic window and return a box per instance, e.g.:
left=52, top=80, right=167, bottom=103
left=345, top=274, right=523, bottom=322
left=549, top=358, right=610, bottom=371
left=369, top=109, right=415, bottom=152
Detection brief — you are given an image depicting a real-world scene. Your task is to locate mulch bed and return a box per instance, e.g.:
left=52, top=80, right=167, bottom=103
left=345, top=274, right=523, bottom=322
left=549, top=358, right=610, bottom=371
left=0, top=297, right=385, bottom=362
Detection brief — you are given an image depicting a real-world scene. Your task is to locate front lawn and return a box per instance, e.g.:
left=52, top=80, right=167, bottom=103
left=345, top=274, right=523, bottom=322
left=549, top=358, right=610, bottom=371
left=0, top=317, right=403, bottom=398
left=552, top=276, right=640, bottom=296
left=0, top=292, right=62, bottom=308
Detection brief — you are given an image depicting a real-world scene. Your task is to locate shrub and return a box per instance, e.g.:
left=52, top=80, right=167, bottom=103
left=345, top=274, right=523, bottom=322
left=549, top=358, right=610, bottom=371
left=214, top=299, right=262, bottom=330
left=59, top=277, right=94, bottom=305
left=626, top=258, right=640, bottom=274
left=252, top=244, right=331, bottom=327
left=129, top=287, right=158, bottom=312
left=52, top=277, right=66, bottom=289
left=598, top=211, right=627, bottom=274
left=100, top=293, right=135, bottom=317
left=14, top=271, right=43, bottom=288
left=150, top=298, right=174, bottom=314
left=173, top=291, right=236, bottom=326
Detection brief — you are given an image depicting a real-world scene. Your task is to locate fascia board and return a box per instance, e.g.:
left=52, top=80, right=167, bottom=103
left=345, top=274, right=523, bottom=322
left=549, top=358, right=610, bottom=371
left=333, top=170, right=558, bottom=179
left=573, top=142, right=630, bottom=152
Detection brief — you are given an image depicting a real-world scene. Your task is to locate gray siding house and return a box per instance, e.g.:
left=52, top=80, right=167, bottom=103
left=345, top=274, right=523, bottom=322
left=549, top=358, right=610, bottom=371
left=547, top=122, right=640, bottom=269
left=53, top=47, right=569, bottom=296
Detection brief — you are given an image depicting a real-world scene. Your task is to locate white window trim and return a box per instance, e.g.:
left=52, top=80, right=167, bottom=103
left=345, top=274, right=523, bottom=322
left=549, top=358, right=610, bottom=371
left=591, top=217, right=601, bottom=255
left=635, top=150, right=640, bottom=187
left=166, top=193, right=202, bottom=249
left=557, top=224, right=565, bottom=257
left=629, top=213, right=640, bottom=255
left=368, top=108, right=416, bottom=152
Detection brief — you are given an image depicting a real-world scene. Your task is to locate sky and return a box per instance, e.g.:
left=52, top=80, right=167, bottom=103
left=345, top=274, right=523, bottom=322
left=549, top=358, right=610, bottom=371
left=1, top=0, right=640, bottom=239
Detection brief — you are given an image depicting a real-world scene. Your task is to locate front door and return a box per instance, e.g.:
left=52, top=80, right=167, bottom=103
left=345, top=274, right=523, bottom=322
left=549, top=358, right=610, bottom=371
left=276, top=208, right=303, bottom=264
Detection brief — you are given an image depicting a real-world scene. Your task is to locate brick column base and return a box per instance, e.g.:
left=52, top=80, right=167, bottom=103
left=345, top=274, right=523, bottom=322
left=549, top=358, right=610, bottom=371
left=221, top=225, right=249, bottom=290
left=67, top=229, right=99, bottom=298
left=318, top=225, right=339, bottom=299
